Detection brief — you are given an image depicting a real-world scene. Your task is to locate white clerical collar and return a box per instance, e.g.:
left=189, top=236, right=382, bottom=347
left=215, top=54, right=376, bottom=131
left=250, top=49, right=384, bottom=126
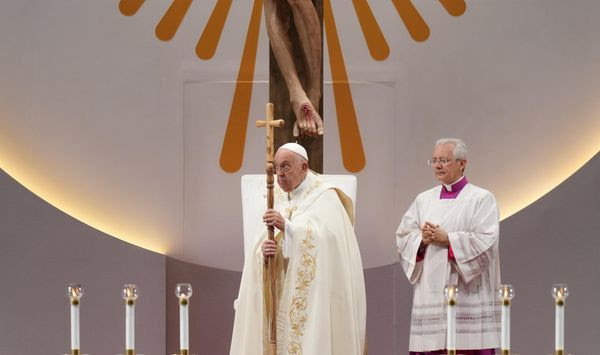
left=443, top=175, right=465, bottom=192
left=288, top=172, right=312, bottom=201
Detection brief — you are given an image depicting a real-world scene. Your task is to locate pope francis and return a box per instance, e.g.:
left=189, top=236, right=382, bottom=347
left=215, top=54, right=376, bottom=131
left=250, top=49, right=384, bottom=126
left=229, top=143, right=367, bottom=355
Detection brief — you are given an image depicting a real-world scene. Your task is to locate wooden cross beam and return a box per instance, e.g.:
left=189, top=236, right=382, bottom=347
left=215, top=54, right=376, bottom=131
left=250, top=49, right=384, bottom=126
left=256, top=103, right=285, bottom=175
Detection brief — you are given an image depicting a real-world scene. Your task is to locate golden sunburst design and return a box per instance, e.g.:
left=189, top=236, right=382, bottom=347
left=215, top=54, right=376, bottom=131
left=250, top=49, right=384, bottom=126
left=118, top=0, right=467, bottom=172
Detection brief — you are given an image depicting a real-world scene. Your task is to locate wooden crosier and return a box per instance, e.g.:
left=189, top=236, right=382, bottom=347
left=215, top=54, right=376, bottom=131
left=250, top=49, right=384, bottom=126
left=256, top=103, right=284, bottom=354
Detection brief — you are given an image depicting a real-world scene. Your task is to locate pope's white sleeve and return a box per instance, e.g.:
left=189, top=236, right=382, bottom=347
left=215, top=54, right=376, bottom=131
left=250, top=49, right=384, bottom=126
left=282, top=218, right=294, bottom=258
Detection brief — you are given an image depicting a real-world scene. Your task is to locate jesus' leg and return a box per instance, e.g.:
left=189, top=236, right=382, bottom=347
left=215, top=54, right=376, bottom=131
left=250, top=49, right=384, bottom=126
left=264, top=0, right=323, bottom=137
left=286, top=0, right=322, bottom=111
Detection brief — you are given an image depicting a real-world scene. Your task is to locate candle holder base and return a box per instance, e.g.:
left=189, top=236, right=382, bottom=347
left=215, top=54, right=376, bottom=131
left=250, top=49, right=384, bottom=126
left=63, top=350, right=89, bottom=355
left=447, top=350, right=456, bottom=355
left=501, top=350, right=510, bottom=355
left=555, top=351, right=564, bottom=355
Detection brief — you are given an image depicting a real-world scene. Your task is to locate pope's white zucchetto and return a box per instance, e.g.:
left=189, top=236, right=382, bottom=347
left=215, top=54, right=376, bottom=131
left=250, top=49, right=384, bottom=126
left=277, top=143, right=308, bottom=161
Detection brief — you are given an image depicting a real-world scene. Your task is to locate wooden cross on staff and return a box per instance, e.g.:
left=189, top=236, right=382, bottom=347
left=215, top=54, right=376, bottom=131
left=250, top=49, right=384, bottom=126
left=256, top=102, right=284, bottom=354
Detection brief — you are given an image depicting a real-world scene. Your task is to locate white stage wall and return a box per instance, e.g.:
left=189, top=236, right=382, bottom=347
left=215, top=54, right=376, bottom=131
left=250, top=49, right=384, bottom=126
left=2, top=0, right=600, bottom=353
left=2, top=0, right=600, bottom=270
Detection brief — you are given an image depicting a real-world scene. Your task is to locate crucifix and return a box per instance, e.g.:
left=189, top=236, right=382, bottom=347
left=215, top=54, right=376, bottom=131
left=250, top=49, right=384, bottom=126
left=256, top=1, right=323, bottom=352
left=265, top=0, right=324, bottom=173
left=255, top=103, right=284, bottom=355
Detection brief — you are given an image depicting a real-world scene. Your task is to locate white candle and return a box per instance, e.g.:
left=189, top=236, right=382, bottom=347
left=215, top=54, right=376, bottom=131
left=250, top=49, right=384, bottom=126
left=501, top=300, right=510, bottom=350
left=498, top=284, right=514, bottom=352
left=444, top=285, right=458, bottom=352
left=447, top=301, right=456, bottom=350
left=121, top=284, right=139, bottom=353
left=67, top=283, right=83, bottom=352
left=126, top=301, right=135, bottom=349
left=70, top=300, right=80, bottom=350
left=555, top=300, right=564, bottom=350
left=552, top=283, right=568, bottom=352
left=180, top=297, right=189, bottom=350
left=175, top=283, right=193, bottom=352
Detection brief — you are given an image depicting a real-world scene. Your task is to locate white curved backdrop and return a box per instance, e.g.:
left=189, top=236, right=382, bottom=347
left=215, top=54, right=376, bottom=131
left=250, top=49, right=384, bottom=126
left=1, top=0, right=600, bottom=270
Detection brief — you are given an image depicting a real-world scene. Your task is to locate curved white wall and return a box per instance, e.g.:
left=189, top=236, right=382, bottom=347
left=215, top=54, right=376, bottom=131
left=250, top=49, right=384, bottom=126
left=1, top=0, right=600, bottom=272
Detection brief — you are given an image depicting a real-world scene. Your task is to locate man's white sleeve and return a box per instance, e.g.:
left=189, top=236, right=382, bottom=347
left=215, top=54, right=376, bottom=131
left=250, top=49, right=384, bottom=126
left=282, top=218, right=294, bottom=258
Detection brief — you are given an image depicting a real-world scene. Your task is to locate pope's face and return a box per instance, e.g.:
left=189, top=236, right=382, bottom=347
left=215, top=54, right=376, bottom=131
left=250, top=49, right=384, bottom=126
left=432, top=143, right=466, bottom=185
left=274, top=149, right=308, bottom=192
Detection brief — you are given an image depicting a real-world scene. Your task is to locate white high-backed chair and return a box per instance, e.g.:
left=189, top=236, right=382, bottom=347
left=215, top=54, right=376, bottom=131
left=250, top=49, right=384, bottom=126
left=240, top=174, right=357, bottom=258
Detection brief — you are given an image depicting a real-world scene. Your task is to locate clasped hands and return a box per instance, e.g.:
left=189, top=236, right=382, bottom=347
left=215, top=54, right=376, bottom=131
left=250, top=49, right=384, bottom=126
left=262, top=209, right=284, bottom=259
left=421, top=221, right=449, bottom=246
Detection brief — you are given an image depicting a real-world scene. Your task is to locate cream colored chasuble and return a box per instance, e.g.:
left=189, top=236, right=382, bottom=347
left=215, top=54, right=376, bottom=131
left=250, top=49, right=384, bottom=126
left=230, top=172, right=366, bottom=355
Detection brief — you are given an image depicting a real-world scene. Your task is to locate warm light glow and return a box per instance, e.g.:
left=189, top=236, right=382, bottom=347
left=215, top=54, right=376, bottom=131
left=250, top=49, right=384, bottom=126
left=500, top=121, right=600, bottom=220
left=444, top=284, right=458, bottom=301
left=498, top=284, right=514, bottom=300
left=175, top=283, right=193, bottom=299
left=1, top=109, right=600, bottom=263
left=67, top=283, right=83, bottom=299
left=552, top=283, right=569, bottom=301
left=122, top=284, right=139, bottom=301
left=2, top=129, right=600, bottom=256
left=0, top=151, right=168, bottom=255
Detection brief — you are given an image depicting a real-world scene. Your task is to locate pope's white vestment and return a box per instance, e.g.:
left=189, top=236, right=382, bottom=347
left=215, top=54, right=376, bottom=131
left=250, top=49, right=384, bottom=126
left=230, top=171, right=367, bottom=355
left=396, top=182, right=501, bottom=352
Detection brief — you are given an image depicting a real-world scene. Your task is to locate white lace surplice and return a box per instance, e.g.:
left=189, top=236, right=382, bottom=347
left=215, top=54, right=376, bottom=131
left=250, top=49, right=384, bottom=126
left=396, top=184, right=501, bottom=352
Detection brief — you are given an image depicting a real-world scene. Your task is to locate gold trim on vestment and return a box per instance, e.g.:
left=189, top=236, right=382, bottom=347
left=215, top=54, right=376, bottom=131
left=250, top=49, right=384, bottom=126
left=334, top=188, right=355, bottom=225
left=287, top=225, right=316, bottom=354
left=286, top=206, right=298, bottom=219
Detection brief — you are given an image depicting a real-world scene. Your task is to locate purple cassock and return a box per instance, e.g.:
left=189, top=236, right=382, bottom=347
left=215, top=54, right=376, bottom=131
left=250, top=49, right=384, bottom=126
left=439, top=175, right=469, bottom=199
left=410, top=176, right=497, bottom=355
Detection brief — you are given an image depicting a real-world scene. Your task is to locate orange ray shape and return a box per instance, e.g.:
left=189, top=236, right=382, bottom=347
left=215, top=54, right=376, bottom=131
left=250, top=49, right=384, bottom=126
left=155, top=0, right=193, bottom=41
left=391, top=0, right=430, bottom=42
left=324, top=0, right=366, bottom=173
left=439, top=0, right=466, bottom=17
left=196, top=0, right=233, bottom=60
left=219, top=0, right=263, bottom=173
left=352, top=0, right=390, bottom=61
left=119, top=0, right=145, bottom=16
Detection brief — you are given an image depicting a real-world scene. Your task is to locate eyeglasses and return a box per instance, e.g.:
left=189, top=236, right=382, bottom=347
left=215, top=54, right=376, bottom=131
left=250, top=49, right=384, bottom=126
left=427, top=158, right=457, bottom=166
left=274, top=162, right=293, bottom=173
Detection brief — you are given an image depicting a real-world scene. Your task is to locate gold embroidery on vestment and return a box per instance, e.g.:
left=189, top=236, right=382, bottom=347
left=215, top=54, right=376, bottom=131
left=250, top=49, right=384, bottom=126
left=287, top=225, right=316, bottom=354
left=286, top=206, right=298, bottom=219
